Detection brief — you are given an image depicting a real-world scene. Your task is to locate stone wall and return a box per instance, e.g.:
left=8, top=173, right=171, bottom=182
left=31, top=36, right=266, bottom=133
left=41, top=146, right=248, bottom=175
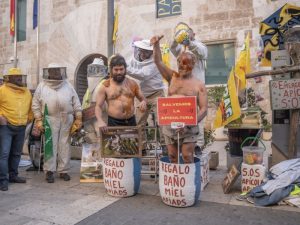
left=0, top=0, right=299, bottom=125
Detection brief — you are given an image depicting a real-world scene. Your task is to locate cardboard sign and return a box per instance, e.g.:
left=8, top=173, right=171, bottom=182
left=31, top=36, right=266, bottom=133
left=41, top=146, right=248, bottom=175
left=270, top=79, right=300, bottom=110
left=100, top=126, right=142, bottom=158
left=241, top=163, right=266, bottom=193
left=222, top=164, right=240, bottom=194
left=80, top=143, right=103, bottom=183
left=157, top=96, right=197, bottom=126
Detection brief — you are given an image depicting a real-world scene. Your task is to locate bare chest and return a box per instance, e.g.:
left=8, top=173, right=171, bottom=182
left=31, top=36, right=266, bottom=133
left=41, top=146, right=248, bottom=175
left=168, top=79, right=198, bottom=97
left=106, top=84, right=135, bottom=101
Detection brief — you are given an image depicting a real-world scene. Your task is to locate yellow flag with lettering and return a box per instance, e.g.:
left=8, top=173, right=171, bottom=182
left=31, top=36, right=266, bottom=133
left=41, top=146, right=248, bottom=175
left=112, top=7, right=119, bottom=44
left=213, top=68, right=241, bottom=129
left=235, top=33, right=251, bottom=90
left=161, top=43, right=170, bottom=68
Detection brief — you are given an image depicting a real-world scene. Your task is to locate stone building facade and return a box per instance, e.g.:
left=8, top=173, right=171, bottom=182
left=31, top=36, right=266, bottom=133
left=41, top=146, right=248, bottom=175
left=0, top=0, right=299, bottom=125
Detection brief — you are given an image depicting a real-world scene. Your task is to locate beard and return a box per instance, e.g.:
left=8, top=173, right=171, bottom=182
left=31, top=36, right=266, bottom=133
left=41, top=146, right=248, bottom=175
left=112, top=73, right=126, bottom=83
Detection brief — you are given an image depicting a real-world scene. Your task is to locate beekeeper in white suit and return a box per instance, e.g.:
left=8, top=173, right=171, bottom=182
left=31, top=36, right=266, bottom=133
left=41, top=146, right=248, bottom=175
left=127, top=39, right=166, bottom=150
left=32, top=64, right=82, bottom=183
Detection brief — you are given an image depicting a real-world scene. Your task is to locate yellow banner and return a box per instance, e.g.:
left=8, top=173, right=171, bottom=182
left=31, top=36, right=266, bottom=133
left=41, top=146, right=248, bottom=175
left=235, top=33, right=251, bottom=90
left=112, top=7, right=119, bottom=44
left=213, top=68, right=241, bottom=129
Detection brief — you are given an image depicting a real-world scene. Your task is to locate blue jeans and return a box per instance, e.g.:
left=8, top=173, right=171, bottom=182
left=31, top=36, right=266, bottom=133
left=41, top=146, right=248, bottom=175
left=0, top=124, right=26, bottom=185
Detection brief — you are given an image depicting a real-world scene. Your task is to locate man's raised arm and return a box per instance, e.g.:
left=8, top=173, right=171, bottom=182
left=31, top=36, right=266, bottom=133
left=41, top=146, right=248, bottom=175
left=150, top=35, right=173, bottom=83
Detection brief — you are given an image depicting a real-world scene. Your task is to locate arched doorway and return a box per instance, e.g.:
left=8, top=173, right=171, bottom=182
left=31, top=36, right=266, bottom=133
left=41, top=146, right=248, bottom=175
left=75, top=53, right=107, bottom=102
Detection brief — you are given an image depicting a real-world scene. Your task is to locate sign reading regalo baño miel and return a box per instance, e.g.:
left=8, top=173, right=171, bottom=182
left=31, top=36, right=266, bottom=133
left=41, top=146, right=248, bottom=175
left=157, top=96, right=197, bottom=126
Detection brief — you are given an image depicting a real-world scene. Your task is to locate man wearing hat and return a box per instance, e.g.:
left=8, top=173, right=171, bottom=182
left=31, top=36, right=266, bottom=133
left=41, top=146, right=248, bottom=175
left=127, top=39, right=166, bottom=148
left=32, top=64, right=82, bottom=183
left=171, top=23, right=208, bottom=154
left=0, top=68, right=32, bottom=191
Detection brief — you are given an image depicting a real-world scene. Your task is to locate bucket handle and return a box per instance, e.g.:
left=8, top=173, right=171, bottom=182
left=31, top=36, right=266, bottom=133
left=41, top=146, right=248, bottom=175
left=240, top=137, right=266, bottom=151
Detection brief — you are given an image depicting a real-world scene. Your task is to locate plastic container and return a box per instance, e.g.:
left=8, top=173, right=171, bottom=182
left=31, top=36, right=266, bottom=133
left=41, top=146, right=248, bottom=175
left=241, top=137, right=266, bottom=165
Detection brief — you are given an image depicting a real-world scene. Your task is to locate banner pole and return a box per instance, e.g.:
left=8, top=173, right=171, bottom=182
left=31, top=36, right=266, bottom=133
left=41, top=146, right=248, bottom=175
left=36, top=0, right=40, bottom=85
left=13, top=0, right=17, bottom=67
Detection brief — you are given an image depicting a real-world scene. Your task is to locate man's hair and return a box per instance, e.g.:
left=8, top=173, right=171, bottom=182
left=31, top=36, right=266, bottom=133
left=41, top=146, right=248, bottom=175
left=109, top=54, right=127, bottom=70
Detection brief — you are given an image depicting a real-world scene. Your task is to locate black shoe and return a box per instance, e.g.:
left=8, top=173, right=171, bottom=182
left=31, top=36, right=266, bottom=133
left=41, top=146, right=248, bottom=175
left=46, top=171, right=54, bottom=183
left=59, top=173, right=71, bottom=181
left=0, top=184, right=8, bottom=191
left=9, top=176, right=26, bottom=183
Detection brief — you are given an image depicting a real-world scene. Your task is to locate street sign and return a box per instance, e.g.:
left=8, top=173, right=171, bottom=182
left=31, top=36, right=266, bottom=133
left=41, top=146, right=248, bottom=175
left=270, top=78, right=300, bottom=110
left=157, top=96, right=197, bottom=126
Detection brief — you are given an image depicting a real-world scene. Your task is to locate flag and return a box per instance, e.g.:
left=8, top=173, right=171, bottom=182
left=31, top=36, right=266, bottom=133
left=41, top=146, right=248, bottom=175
left=112, top=7, right=119, bottom=44
left=33, top=0, right=38, bottom=29
left=161, top=43, right=170, bottom=85
left=10, top=0, right=15, bottom=36
left=213, top=68, right=241, bottom=129
left=161, top=43, right=170, bottom=68
left=234, top=33, right=251, bottom=90
left=43, top=104, right=53, bottom=161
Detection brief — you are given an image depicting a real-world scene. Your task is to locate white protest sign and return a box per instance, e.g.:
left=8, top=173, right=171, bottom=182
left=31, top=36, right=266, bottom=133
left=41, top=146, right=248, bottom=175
left=241, top=163, right=266, bottom=193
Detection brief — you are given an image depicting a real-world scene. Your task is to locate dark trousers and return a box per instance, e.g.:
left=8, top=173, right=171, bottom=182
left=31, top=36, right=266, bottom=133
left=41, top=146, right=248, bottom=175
left=0, top=125, right=26, bottom=185
left=108, top=115, right=137, bottom=126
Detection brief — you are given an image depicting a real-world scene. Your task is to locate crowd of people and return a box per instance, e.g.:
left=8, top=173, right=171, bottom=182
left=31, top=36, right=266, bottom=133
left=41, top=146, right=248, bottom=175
left=0, top=22, right=208, bottom=191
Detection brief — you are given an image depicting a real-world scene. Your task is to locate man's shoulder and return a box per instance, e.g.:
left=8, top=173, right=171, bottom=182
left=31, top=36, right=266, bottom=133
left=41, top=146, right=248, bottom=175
left=126, top=77, right=138, bottom=85
left=101, top=79, right=111, bottom=88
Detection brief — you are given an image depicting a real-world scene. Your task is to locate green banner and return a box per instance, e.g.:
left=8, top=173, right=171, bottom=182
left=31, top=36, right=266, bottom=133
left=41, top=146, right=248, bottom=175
left=43, top=104, right=53, bottom=161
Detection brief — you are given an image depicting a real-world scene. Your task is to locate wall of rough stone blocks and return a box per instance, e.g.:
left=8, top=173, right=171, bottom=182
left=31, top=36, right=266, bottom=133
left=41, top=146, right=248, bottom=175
left=0, top=0, right=299, bottom=126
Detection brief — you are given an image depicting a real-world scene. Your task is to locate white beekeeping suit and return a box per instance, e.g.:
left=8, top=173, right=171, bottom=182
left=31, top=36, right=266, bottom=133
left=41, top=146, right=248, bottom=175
left=32, top=64, right=82, bottom=183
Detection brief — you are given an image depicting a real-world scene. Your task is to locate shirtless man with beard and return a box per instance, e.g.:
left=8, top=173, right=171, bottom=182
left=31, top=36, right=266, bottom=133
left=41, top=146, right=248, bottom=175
left=150, top=35, right=208, bottom=164
left=95, top=54, right=147, bottom=132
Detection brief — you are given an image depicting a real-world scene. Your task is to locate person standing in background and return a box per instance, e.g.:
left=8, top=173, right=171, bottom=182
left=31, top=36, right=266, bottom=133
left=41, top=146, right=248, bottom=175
left=0, top=68, right=32, bottom=191
left=127, top=39, right=166, bottom=150
left=32, top=64, right=82, bottom=183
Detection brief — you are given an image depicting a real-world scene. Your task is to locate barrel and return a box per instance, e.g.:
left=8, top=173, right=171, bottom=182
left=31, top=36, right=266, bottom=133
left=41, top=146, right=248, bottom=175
left=103, top=158, right=141, bottom=197
left=159, top=156, right=201, bottom=207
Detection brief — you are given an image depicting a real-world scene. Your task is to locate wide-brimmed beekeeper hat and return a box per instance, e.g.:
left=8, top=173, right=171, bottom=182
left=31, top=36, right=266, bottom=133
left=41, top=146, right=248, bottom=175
left=133, top=39, right=153, bottom=51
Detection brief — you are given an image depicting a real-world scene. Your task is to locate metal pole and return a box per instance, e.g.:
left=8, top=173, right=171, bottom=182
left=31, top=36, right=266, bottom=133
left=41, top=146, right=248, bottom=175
left=36, top=0, right=40, bottom=85
left=107, top=0, right=114, bottom=57
left=13, top=0, right=18, bottom=67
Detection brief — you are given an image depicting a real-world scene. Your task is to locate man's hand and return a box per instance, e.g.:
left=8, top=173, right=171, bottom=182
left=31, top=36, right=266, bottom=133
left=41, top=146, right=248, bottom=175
left=99, top=121, right=108, bottom=133
left=35, top=119, right=44, bottom=133
left=138, top=100, right=147, bottom=113
left=150, top=35, right=164, bottom=46
left=0, top=116, right=7, bottom=125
